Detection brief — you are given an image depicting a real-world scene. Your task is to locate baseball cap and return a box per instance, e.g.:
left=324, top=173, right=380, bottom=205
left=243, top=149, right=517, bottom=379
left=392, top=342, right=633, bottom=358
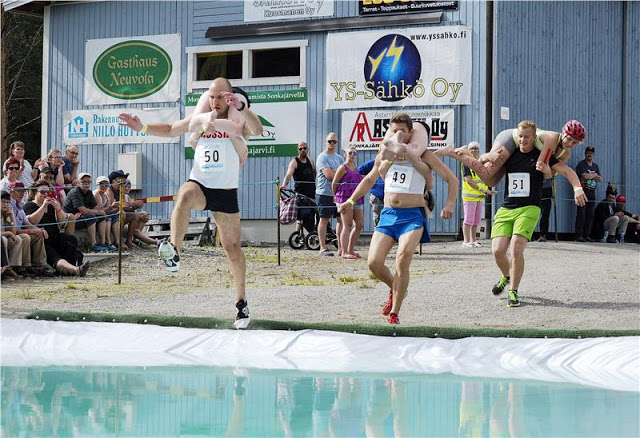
left=96, top=176, right=109, bottom=184
left=9, top=181, right=25, bottom=189
left=108, top=169, right=129, bottom=182
left=616, top=195, right=626, bottom=203
left=40, top=166, right=54, bottom=174
left=585, top=146, right=595, bottom=153
left=78, top=172, right=92, bottom=179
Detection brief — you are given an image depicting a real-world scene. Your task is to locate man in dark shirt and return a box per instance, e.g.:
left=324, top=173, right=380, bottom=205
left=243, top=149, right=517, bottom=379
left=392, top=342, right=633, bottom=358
left=489, top=120, right=585, bottom=308
left=574, top=146, right=602, bottom=241
left=63, top=172, right=105, bottom=251
left=281, top=141, right=316, bottom=233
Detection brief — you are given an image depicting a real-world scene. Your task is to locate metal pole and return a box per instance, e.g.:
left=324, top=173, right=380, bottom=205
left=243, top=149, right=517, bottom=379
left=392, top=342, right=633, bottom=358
left=117, top=186, right=124, bottom=284
left=552, top=176, right=559, bottom=243
left=276, top=178, right=281, bottom=266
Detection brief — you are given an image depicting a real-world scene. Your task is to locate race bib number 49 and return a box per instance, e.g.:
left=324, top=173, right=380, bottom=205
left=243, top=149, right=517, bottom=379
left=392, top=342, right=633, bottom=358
left=508, top=172, right=530, bottom=197
left=387, top=165, right=415, bottom=193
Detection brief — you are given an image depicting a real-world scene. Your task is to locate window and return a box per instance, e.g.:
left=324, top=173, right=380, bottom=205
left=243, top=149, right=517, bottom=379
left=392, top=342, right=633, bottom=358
left=252, top=47, right=300, bottom=78
left=197, top=51, right=242, bottom=81
left=186, top=40, right=307, bottom=91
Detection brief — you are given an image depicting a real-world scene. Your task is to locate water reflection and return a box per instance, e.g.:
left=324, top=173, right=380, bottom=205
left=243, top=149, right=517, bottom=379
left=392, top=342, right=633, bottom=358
left=1, top=366, right=638, bottom=437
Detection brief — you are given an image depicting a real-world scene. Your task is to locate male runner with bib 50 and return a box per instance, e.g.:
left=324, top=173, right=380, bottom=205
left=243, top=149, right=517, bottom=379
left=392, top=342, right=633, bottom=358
left=118, top=77, right=262, bottom=329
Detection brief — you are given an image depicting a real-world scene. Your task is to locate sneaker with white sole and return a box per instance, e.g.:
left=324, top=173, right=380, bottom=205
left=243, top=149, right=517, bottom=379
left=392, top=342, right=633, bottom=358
left=234, top=299, right=251, bottom=329
left=158, top=239, right=180, bottom=272
left=461, top=242, right=473, bottom=248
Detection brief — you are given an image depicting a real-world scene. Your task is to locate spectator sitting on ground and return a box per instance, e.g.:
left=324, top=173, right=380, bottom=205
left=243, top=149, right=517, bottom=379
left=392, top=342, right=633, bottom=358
left=23, top=180, right=90, bottom=276
left=93, top=176, right=119, bottom=250
left=62, top=145, right=80, bottom=187
left=592, top=183, right=629, bottom=243
left=9, top=182, right=53, bottom=277
left=122, top=179, right=159, bottom=248
left=62, top=172, right=107, bottom=252
left=1, top=232, right=19, bottom=281
left=1, top=191, right=25, bottom=279
left=612, top=195, right=639, bottom=244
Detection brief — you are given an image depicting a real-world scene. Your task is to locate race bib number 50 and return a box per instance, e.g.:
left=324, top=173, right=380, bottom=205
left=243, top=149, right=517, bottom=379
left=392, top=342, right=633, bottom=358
left=508, top=172, right=530, bottom=197
left=197, top=145, right=226, bottom=173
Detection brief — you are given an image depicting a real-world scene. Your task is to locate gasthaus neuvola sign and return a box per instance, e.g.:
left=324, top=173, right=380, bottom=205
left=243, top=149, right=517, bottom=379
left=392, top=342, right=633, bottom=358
left=85, top=34, right=180, bottom=105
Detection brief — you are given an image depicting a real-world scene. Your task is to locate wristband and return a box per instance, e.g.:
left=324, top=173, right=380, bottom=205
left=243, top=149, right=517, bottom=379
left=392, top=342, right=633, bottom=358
left=141, top=124, right=148, bottom=134
left=347, top=199, right=355, bottom=206
left=574, top=187, right=584, bottom=192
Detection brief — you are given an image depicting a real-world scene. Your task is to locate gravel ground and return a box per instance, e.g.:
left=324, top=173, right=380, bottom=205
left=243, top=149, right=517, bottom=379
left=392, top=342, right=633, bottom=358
left=1, top=238, right=639, bottom=330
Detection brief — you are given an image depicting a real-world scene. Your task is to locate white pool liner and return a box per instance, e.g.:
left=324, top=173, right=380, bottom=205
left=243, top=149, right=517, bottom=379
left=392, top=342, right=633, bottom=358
left=2, top=319, right=638, bottom=392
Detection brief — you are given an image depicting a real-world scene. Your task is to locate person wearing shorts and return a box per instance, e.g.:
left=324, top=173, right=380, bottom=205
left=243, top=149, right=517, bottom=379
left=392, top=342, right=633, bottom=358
left=489, top=120, right=583, bottom=307
left=315, top=132, right=344, bottom=256
left=118, top=77, right=262, bottom=329
left=436, top=120, right=589, bottom=209
left=340, top=112, right=458, bottom=324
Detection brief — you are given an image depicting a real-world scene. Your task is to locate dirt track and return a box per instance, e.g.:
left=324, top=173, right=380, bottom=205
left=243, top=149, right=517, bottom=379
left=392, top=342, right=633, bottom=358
left=1, top=239, right=639, bottom=330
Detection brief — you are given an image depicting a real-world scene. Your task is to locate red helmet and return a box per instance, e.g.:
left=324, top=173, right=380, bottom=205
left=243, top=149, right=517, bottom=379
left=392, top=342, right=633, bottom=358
left=563, top=120, right=586, bottom=142
left=616, top=195, right=626, bottom=203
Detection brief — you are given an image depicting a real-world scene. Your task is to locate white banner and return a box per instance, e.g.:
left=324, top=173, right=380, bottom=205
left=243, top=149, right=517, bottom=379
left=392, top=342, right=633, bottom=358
left=63, top=108, right=181, bottom=145
left=341, top=108, right=455, bottom=150
left=244, top=0, right=334, bottom=22
left=326, top=26, right=471, bottom=109
left=84, top=34, right=181, bottom=105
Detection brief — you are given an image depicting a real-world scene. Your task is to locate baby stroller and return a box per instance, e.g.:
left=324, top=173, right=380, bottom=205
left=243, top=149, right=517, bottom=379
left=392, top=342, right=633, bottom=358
left=280, top=188, right=338, bottom=251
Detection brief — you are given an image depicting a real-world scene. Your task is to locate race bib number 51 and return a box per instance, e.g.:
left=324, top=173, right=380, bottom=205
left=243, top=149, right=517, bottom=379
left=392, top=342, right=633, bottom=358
left=508, top=172, right=530, bottom=197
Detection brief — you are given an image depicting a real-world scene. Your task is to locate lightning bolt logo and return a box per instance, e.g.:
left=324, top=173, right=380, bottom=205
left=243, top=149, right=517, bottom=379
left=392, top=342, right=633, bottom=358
left=367, top=36, right=404, bottom=79
left=386, top=36, right=404, bottom=72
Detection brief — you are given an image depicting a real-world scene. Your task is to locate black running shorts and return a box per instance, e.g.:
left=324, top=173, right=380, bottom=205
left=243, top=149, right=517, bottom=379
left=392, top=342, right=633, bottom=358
left=188, top=179, right=239, bottom=213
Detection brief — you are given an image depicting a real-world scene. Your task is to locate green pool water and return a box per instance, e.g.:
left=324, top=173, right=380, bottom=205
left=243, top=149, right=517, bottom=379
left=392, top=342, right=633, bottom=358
left=2, top=366, right=637, bottom=437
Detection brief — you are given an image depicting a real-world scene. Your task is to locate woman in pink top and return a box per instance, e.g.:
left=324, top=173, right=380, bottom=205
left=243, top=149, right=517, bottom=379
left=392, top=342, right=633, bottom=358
left=332, top=145, right=364, bottom=259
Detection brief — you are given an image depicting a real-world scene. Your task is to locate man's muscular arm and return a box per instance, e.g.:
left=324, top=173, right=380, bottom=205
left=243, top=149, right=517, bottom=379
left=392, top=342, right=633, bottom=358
left=421, top=150, right=457, bottom=219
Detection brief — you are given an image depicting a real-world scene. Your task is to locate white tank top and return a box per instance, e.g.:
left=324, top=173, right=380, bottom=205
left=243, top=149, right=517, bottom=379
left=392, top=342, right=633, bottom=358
left=189, top=132, right=241, bottom=189
left=384, top=159, right=426, bottom=195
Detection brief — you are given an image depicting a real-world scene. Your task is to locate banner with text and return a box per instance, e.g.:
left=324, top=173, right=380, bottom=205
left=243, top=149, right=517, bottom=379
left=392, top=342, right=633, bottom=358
left=326, top=26, right=471, bottom=109
left=341, top=108, right=454, bottom=150
left=358, top=0, right=458, bottom=16
left=63, top=108, right=180, bottom=145
left=185, top=89, right=307, bottom=158
left=85, top=34, right=181, bottom=105
left=244, top=0, right=334, bottom=22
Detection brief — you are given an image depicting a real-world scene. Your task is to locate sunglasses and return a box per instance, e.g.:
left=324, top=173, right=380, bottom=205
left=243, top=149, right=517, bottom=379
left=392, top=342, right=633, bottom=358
left=298, top=147, right=308, bottom=151
left=7, top=166, right=19, bottom=171
left=347, top=151, right=357, bottom=156
left=327, top=140, right=337, bottom=144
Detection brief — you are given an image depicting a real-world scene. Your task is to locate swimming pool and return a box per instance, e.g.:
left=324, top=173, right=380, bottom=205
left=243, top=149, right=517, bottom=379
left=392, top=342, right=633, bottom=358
left=2, top=319, right=638, bottom=437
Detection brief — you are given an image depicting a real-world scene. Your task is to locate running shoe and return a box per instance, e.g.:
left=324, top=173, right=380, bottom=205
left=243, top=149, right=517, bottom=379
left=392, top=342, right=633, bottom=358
left=492, top=275, right=510, bottom=295
left=388, top=313, right=399, bottom=325
left=234, top=299, right=251, bottom=329
left=461, top=242, right=473, bottom=248
left=472, top=241, right=481, bottom=247
left=158, top=239, right=180, bottom=272
left=382, top=289, right=393, bottom=315
left=507, top=289, right=521, bottom=307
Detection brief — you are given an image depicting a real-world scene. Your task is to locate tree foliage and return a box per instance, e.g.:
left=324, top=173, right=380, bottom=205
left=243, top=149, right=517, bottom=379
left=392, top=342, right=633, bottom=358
left=2, top=11, right=43, bottom=162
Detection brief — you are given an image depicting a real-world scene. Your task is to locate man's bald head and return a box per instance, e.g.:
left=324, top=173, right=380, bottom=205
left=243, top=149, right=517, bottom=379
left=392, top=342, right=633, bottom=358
left=208, top=77, right=232, bottom=93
